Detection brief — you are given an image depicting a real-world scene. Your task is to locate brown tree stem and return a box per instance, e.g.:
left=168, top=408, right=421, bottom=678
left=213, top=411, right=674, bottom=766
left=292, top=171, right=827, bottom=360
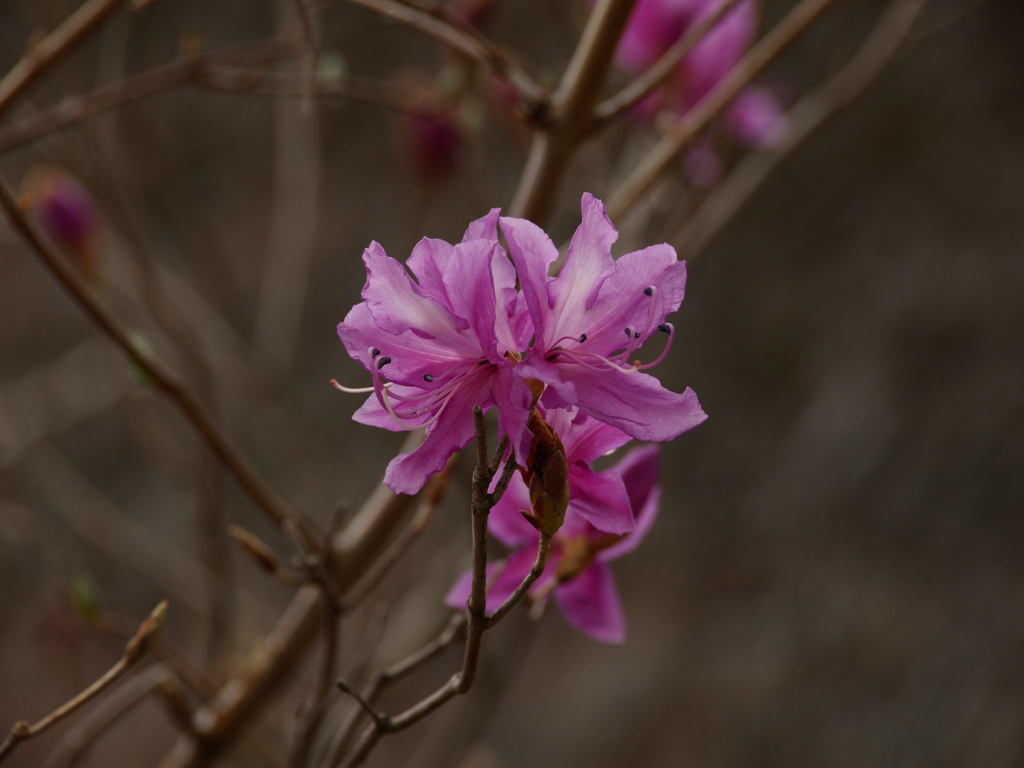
left=0, top=0, right=128, bottom=119
left=508, top=0, right=640, bottom=224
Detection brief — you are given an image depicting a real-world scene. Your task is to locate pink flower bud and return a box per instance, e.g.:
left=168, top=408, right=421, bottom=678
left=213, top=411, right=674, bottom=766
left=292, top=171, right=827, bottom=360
left=23, top=166, right=98, bottom=279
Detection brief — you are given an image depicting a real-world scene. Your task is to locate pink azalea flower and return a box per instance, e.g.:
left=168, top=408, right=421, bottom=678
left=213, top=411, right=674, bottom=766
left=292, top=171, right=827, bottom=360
left=336, top=194, right=704, bottom=496
left=445, top=438, right=662, bottom=643
left=615, top=0, right=787, bottom=150
left=336, top=209, right=534, bottom=495
left=500, top=193, right=707, bottom=447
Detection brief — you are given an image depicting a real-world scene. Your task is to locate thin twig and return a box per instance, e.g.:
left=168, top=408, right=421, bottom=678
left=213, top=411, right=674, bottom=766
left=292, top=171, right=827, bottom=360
left=333, top=409, right=533, bottom=767
left=0, top=601, right=167, bottom=764
left=0, top=39, right=290, bottom=156
left=592, top=0, right=745, bottom=128
left=40, top=664, right=188, bottom=768
left=673, top=0, right=930, bottom=258
left=0, top=0, right=127, bottom=118
left=485, top=534, right=552, bottom=628
left=606, top=0, right=840, bottom=220
left=0, top=173, right=323, bottom=556
left=508, top=0, right=640, bottom=224
left=342, top=457, right=457, bottom=609
left=343, top=0, right=547, bottom=111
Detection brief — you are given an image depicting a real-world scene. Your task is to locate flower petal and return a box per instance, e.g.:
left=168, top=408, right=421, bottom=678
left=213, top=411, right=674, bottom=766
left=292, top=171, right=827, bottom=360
left=500, top=215, right=559, bottom=344
left=486, top=546, right=548, bottom=613
left=443, top=240, right=503, bottom=361
left=382, top=368, right=493, bottom=494
left=462, top=207, right=501, bottom=243
left=555, top=561, right=626, bottom=643
left=491, top=363, right=534, bottom=462
left=516, top=353, right=578, bottom=410
left=567, top=463, right=634, bottom=535
left=406, top=237, right=456, bottom=309
left=727, top=87, right=787, bottom=147
left=600, top=445, right=661, bottom=560
left=544, top=407, right=631, bottom=466
left=545, top=194, right=619, bottom=346
left=488, top=474, right=539, bottom=548
left=560, top=362, right=707, bottom=442
left=361, top=241, right=470, bottom=347
left=337, top=303, right=468, bottom=388
left=444, top=561, right=501, bottom=610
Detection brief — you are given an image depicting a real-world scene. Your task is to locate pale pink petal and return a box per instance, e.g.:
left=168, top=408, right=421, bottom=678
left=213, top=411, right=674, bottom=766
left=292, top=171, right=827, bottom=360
left=516, top=354, right=578, bottom=410
left=486, top=546, right=552, bottom=612
left=499, top=215, right=559, bottom=344
left=462, top=207, right=501, bottom=243
left=491, top=363, right=534, bottom=464
left=569, top=245, right=686, bottom=358
left=406, top=237, right=456, bottom=308
left=555, top=562, right=626, bottom=643
left=682, top=0, right=756, bottom=102
left=352, top=391, right=426, bottom=431
left=444, top=561, right=501, bottom=610
left=567, top=463, right=634, bottom=535
left=442, top=240, right=502, bottom=361
left=546, top=194, right=619, bottom=348
left=361, top=242, right=470, bottom=350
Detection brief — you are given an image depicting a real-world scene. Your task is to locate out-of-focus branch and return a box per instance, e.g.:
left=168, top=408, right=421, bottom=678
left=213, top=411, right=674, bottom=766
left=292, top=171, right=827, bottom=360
left=341, top=456, right=456, bottom=609
left=0, top=0, right=128, bottom=119
left=674, top=0, right=930, bottom=257
left=0, top=601, right=167, bottom=764
left=508, top=0, right=639, bottom=224
left=343, top=0, right=547, bottom=111
left=0, top=175, right=323, bottom=555
left=0, top=39, right=289, bottom=155
left=40, top=664, right=193, bottom=768
left=195, top=68, right=436, bottom=115
left=592, top=0, right=744, bottom=128
left=606, top=0, right=839, bottom=220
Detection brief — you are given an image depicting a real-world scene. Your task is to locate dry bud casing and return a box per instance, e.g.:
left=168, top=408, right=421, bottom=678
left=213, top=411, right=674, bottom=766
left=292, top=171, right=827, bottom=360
left=522, top=409, right=570, bottom=537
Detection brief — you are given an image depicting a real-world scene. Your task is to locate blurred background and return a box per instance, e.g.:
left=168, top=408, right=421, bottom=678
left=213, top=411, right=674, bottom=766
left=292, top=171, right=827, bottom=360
left=1, top=0, right=1023, bottom=766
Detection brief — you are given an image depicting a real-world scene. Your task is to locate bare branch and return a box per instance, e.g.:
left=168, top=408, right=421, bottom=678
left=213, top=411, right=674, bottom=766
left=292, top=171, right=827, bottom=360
left=0, top=173, right=323, bottom=556
left=606, top=0, right=841, bottom=221
left=0, top=39, right=289, bottom=156
left=0, top=0, right=127, bottom=119
left=509, top=0, right=639, bottom=224
left=0, top=601, right=167, bottom=764
left=343, top=0, right=546, bottom=110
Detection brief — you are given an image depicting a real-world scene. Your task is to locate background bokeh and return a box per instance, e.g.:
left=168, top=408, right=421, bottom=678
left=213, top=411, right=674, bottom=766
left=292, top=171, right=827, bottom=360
left=1, top=1, right=1022, bottom=766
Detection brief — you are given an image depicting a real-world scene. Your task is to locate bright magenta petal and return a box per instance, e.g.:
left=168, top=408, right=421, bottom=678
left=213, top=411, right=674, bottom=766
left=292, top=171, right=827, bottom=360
left=555, top=562, right=626, bottom=643
left=488, top=474, right=538, bottom=548
left=600, top=445, right=662, bottom=560
left=462, top=207, right=501, bottom=243
left=567, top=463, right=634, bottom=535
left=382, top=369, right=492, bottom=494
left=561, top=363, right=707, bottom=443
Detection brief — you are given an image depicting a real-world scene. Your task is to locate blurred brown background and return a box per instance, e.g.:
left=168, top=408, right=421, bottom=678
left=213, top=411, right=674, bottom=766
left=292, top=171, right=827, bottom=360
left=1, top=0, right=1023, bottom=766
